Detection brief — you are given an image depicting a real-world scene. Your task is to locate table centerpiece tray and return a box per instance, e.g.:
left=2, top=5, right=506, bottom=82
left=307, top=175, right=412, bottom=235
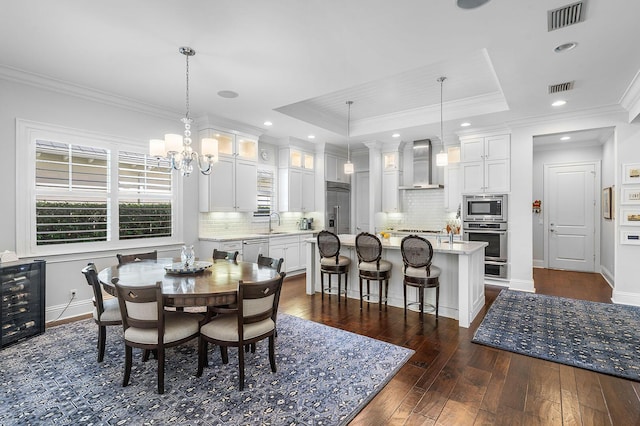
left=164, top=261, right=213, bottom=275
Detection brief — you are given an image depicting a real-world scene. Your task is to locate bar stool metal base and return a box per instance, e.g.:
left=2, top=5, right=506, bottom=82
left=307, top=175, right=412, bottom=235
left=320, top=267, right=349, bottom=304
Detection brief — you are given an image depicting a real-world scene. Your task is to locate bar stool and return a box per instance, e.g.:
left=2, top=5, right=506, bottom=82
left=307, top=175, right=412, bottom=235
left=355, top=232, right=392, bottom=311
left=317, top=230, right=351, bottom=303
left=400, top=235, right=441, bottom=320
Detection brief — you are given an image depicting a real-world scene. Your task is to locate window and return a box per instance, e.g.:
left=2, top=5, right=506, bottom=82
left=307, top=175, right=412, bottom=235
left=118, top=151, right=172, bottom=240
left=255, top=169, right=275, bottom=216
left=16, top=120, right=180, bottom=256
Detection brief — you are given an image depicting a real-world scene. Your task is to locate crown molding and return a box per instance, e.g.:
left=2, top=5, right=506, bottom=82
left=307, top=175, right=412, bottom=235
left=351, top=91, right=509, bottom=137
left=0, top=64, right=179, bottom=121
left=504, top=104, right=626, bottom=130
left=620, top=68, right=640, bottom=123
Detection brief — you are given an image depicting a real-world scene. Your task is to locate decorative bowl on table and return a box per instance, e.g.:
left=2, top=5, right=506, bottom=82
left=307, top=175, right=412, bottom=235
left=164, top=261, right=213, bottom=275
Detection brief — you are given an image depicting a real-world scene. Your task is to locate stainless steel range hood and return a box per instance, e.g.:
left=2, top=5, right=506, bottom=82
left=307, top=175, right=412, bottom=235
left=399, top=139, right=444, bottom=189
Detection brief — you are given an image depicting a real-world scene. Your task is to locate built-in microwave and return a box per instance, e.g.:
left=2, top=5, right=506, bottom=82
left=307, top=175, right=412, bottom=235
left=462, top=194, right=507, bottom=222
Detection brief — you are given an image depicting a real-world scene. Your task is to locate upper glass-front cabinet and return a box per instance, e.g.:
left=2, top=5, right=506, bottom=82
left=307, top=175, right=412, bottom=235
left=289, top=149, right=314, bottom=170
left=206, top=130, right=258, bottom=161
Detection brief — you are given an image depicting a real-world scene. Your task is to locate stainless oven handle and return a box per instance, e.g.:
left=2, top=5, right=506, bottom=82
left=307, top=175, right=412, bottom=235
left=463, top=229, right=507, bottom=234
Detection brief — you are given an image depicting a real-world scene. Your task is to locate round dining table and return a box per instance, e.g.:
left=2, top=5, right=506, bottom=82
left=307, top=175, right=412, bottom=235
left=97, top=258, right=279, bottom=307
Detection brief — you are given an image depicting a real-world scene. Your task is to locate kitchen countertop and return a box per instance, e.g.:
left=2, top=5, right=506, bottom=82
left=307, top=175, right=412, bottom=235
left=200, top=230, right=317, bottom=242
left=317, top=234, right=487, bottom=255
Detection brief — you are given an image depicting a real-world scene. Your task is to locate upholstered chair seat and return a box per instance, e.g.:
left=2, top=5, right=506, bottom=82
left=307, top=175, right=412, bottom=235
left=94, top=297, right=122, bottom=323
left=320, top=255, right=351, bottom=267
left=404, top=265, right=441, bottom=279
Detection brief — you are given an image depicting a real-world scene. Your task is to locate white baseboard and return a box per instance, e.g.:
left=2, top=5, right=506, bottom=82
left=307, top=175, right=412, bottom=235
left=533, top=259, right=545, bottom=268
left=507, top=278, right=535, bottom=293
left=600, top=265, right=615, bottom=288
left=46, top=299, right=93, bottom=323
left=611, top=290, right=640, bottom=307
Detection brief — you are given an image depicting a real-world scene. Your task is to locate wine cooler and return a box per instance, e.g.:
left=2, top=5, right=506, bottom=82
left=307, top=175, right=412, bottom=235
left=1, top=259, right=46, bottom=348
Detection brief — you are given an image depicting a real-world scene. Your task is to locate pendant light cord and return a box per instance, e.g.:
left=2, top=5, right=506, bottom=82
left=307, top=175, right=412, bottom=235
left=185, top=52, right=190, bottom=120
left=439, top=76, right=446, bottom=148
left=346, top=100, right=353, bottom=162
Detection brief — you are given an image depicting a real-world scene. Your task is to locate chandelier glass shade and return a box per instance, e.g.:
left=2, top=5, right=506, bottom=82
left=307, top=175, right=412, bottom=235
left=436, top=76, right=448, bottom=167
left=343, top=100, right=354, bottom=175
left=149, top=47, right=218, bottom=176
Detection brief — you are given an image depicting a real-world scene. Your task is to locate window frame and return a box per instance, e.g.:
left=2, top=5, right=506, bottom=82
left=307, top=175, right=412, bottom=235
left=16, top=119, right=184, bottom=257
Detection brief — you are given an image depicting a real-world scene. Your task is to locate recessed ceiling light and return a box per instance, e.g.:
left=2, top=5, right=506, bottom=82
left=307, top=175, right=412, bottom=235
left=392, top=133, right=400, bottom=138
left=560, top=136, right=571, bottom=141
left=307, top=135, right=315, bottom=140
left=460, top=122, right=471, bottom=127
left=264, top=121, right=272, bottom=126
left=554, top=42, right=577, bottom=53
left=457, top=0, right=491, bottom=9
left=552, top=100, right=567, bottom=107
left=217, top=90, right=239, bottom=99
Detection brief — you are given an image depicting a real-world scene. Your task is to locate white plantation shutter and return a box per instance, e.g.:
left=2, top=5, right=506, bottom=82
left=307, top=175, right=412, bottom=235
left=255, top=169, right=275, bottom=216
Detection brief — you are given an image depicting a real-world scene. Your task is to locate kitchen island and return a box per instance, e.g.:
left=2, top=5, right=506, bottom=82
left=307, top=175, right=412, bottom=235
left=305, top=235, right=487, bottom=328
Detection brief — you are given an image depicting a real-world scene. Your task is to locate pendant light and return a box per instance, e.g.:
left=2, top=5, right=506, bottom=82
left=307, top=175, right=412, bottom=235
left=343, top=100, right=354, bottom=174
left=436, top=76, right=448, bottom=167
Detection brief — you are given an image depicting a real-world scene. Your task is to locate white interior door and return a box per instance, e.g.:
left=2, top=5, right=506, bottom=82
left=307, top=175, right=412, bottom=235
left=545, top=163, right=596, bottom=271
left=355, top=171, right=369, bottom=233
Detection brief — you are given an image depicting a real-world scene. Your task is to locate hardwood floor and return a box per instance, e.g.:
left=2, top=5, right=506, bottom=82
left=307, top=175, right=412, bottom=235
left=279, top=269, right=640, bottom=425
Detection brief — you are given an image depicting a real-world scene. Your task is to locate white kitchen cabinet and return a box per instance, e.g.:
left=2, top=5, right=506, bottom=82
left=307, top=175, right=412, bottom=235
left=198, top=239, right=243, bottom=261
left=382, top=170, right=402, bottom=212
left=460, top=134, right=510, bottom=194
left=325, top=153, right=349, bottom=183
left=269, top=235, right=302, bottom=273
left=444, top=163, right=461, bottom=213
left=278, top=147, right=315, bottom=212
left=199, top=129, right=258, bottom=212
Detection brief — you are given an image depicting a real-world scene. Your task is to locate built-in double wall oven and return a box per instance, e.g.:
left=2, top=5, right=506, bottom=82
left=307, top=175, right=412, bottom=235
left=462, top=194, right=508, bottom=279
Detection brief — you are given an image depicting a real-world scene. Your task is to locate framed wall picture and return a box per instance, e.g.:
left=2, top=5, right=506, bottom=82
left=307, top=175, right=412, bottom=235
left=620, top=229, right=640, bottom=245
left=621, top=186, right=640, bottom=205
left=620, top=207, right=640, bottom=226
left=622, top=163, right=640, bottom=184
left=602, top=187, right=612, bottom=219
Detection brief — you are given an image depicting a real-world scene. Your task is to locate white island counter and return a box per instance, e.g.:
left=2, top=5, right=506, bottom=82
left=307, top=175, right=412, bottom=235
left=305, top=235, right=488, bottom=328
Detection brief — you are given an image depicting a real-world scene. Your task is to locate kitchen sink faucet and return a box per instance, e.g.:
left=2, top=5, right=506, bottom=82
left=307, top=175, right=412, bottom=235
left=269, top=212, right=281, bottom=233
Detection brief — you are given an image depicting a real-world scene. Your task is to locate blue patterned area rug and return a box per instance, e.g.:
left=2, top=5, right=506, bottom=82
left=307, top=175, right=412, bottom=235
left=0, top=313, right=413, bottom=425
left=472, top=289, right=640, bottom=382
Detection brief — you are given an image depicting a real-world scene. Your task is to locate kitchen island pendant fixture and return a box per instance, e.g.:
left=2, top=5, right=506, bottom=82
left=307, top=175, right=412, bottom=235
left=344, top=100, right=354, bottom=175
left=436, top=76, right=448, bottom=167
left=149, top=47, right=218, bottom=177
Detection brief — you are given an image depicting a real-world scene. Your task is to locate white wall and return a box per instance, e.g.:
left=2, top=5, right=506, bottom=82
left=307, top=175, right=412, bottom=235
left=531, top=144, right=605, bottom=267
left=0, top=78, right=199, bottom=321
left=601, top=134, right=616, bottom=285
left=614, top=123, right=640, bottom=305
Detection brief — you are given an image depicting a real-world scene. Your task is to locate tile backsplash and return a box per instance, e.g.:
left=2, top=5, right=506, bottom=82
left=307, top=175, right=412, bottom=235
left=384, top=189, right=457, bottom=232
left=199, top=212, right=312, bottom=237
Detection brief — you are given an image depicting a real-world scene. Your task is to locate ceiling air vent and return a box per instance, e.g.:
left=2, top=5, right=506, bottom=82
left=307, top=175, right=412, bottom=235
left=548, top=81, right=575, bottom=94
left=548, top=1, right=586, bottom=31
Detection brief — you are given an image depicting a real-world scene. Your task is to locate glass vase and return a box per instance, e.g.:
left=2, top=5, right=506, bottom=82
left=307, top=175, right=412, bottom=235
left=181, top=245, right=195, bottom=267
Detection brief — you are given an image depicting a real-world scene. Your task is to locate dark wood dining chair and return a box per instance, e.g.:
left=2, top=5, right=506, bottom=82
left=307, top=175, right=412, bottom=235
left=213, top=249, right=239, bottom=261
left=81, top=263, right=121, bottom=362
left=197, top=272, right=286, bottom=390
left=113, top=279, right=203, bottom=394
left=116, top=250, right=158, bottom=265
left=257, top=253, right=284, bottom=272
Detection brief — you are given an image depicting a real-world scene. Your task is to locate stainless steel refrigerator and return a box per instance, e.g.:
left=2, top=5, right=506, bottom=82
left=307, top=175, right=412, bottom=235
left=325, top=181, right=350, bottom=234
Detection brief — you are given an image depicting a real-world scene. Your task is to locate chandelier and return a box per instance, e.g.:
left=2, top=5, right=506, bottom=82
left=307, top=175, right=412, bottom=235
left=343, top=100, right=354, bottom=175
left=149, top=47, right=218, bottom=176
left=436, top=76, right=448, bottom=167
